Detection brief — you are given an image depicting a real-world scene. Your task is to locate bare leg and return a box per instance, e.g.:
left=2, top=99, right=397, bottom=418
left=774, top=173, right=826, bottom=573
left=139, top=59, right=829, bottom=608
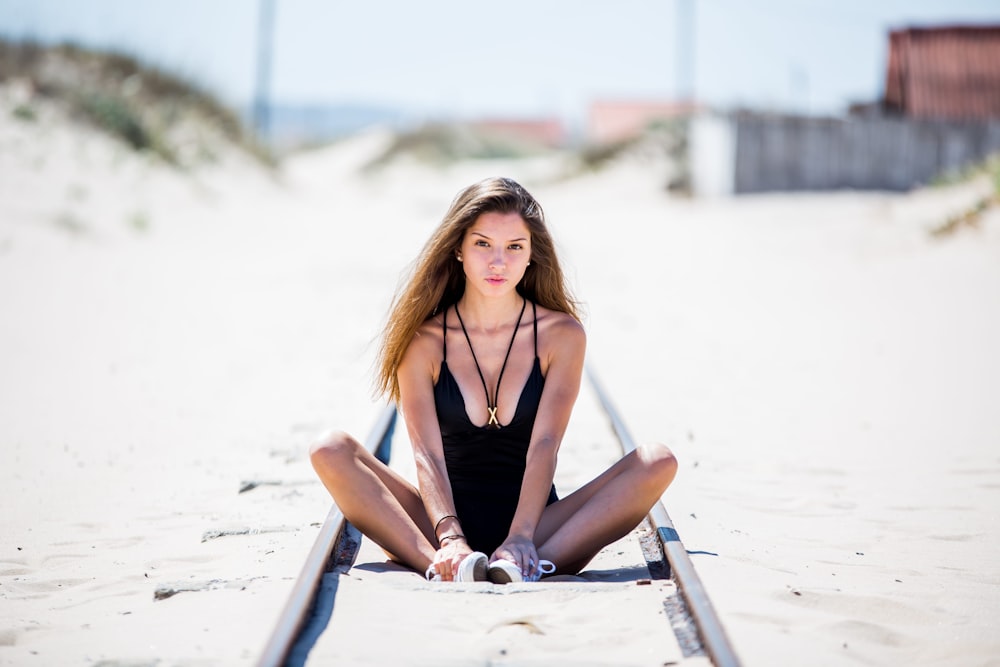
left=309, top=431, right=436, bottom=572
left=535, top=443, right=678, bottom=574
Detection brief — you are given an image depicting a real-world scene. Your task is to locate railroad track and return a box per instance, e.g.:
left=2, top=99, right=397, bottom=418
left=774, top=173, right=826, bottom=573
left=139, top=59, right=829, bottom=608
left=257, top=370, right=741, bottom=667
left=587, top=368, right=741, bottom=667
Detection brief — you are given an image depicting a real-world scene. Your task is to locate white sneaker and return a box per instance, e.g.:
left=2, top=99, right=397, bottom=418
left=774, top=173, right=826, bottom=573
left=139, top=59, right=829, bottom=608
left=425, top=551, right=489, bottom=582
left=457, top=551, right=489, bottom=581
left=488, top=558, right=556, bottom=584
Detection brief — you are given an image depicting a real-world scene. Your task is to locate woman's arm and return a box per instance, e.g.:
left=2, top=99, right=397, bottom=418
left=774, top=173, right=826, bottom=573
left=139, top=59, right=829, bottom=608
left=497, top=313, right=586, bottom=573
left=396, top=322, right=473, bottom=579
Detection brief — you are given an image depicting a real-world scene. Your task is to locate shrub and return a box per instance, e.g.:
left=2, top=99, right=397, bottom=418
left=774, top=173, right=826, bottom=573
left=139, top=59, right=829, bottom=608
left=79, top=92, right=151, bottom=151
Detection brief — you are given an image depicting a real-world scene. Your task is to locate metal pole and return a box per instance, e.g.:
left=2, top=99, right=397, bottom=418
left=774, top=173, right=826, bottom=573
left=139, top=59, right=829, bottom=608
left=676, top=0, right=695, bottom=103
left=253, top=0, right=276, bottom=142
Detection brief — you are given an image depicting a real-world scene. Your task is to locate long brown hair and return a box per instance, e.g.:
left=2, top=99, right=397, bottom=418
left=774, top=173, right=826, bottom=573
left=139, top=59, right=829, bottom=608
left=375, top=177, right=580, bottom=402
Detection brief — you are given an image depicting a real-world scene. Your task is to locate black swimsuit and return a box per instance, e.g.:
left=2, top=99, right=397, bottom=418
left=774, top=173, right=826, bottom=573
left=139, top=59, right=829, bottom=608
left=433, top=301, right=559, bottom=554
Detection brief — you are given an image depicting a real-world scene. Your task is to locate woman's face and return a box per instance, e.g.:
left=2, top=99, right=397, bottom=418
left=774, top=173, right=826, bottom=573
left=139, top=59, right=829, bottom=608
left=458, top=211, right=532, bottom=297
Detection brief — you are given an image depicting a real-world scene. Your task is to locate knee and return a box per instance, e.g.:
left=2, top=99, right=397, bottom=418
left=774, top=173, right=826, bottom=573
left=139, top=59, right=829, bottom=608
left=309, top=430, right=360, bottom=474
left=638, top=443, right=678, bottom=489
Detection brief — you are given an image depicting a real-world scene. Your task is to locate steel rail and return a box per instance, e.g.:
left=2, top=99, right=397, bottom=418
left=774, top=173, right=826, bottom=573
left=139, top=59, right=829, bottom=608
left=256, top=404, right=397, bottom=667
left=587, top=366, right=743, bottom=667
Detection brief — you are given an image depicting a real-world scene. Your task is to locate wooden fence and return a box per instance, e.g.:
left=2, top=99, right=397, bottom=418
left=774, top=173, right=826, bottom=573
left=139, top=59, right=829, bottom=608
left=732, top=114, right=1000, bottom=193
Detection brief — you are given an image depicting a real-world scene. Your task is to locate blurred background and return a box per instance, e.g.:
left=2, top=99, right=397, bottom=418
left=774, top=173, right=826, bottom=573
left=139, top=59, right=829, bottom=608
left=1, top=0, right=998, bottom=190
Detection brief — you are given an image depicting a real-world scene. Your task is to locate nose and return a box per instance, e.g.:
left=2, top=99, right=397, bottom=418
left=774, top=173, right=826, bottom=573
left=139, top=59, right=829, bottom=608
left=488, top=249, right=505, bottom=269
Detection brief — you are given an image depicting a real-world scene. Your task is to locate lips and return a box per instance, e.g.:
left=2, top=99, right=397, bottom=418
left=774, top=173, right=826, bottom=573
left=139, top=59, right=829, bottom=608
left=486, top=276, right=506, bottom=285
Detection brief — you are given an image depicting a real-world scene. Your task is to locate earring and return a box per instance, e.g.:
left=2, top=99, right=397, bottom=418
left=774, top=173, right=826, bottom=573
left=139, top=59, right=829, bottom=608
left=456, top=253, right=463, bottom=262
left=526, top=261, right=531, bottom=266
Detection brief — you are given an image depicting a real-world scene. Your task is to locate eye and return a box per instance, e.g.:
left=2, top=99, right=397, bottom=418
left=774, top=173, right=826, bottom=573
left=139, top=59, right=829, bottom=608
left=475, top=240, right=490, bottom=247
left=508, top=243, right=523, bottom=251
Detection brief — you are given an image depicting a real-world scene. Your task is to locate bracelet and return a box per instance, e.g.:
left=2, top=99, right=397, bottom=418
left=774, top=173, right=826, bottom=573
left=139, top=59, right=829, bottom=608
left=439, top=534, right=465, bottom=545
left=434, top=514, right=458, bottom=537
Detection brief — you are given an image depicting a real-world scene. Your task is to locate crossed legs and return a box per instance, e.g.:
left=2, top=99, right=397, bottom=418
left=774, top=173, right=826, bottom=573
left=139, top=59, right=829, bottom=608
left=310, top=432, right=678, bottom=576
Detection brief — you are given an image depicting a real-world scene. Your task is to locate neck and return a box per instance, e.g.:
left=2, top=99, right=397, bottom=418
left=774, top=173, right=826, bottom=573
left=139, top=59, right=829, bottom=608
left=456, top=292, right=525, bottom=333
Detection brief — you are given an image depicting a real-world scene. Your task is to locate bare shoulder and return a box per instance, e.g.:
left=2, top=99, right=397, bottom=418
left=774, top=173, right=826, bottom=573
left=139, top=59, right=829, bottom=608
left=535, top=304, right=586, bottom=365
left=536, top=304, right=586, bottom=338
left=399, top=313, right=445, bottom=382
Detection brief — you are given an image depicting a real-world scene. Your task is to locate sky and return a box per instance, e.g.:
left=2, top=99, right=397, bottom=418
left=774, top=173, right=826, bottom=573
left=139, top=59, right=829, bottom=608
left=1, top=0, right=998, bottom=126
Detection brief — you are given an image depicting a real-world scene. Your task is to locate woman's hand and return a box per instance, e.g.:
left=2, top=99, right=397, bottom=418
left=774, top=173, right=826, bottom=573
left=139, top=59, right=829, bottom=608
left=429, top=538, right=474, bottom=581
left=491, top=534, right=539, bottom=578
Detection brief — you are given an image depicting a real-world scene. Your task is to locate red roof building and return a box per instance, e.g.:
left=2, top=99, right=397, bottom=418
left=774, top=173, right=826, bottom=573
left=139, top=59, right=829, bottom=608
left=884, top=25, right=1000, bottom=120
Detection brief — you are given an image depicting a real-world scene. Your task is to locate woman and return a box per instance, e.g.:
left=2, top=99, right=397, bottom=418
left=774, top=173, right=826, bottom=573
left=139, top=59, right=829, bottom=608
left=310, top=177, right=677, bottom=583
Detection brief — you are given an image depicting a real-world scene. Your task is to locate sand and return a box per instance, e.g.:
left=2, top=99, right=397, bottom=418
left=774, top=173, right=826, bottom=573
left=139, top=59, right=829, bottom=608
left=1, top=91, right=999, bottom=666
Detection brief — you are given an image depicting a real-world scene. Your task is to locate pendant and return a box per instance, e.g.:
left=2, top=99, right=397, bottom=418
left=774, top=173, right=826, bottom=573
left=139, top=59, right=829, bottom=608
left=486, top=406, right=501, bottom=428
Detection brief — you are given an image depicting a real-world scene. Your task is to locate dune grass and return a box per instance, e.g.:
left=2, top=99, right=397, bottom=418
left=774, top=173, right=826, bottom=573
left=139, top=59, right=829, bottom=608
left=929, top=154, right=1000, bottom=237
left=0, top=38, right=270, bottom=167
left=361, top=122, right=553, bottom=171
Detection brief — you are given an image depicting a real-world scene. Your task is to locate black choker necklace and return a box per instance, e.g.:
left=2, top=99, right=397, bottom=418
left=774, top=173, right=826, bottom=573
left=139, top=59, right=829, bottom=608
left=454, top=298, right=527, bottom=429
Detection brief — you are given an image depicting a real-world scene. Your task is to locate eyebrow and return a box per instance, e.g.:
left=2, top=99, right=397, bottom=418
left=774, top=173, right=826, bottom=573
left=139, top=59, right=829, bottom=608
left=470, top=231, right=529, bottom=242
